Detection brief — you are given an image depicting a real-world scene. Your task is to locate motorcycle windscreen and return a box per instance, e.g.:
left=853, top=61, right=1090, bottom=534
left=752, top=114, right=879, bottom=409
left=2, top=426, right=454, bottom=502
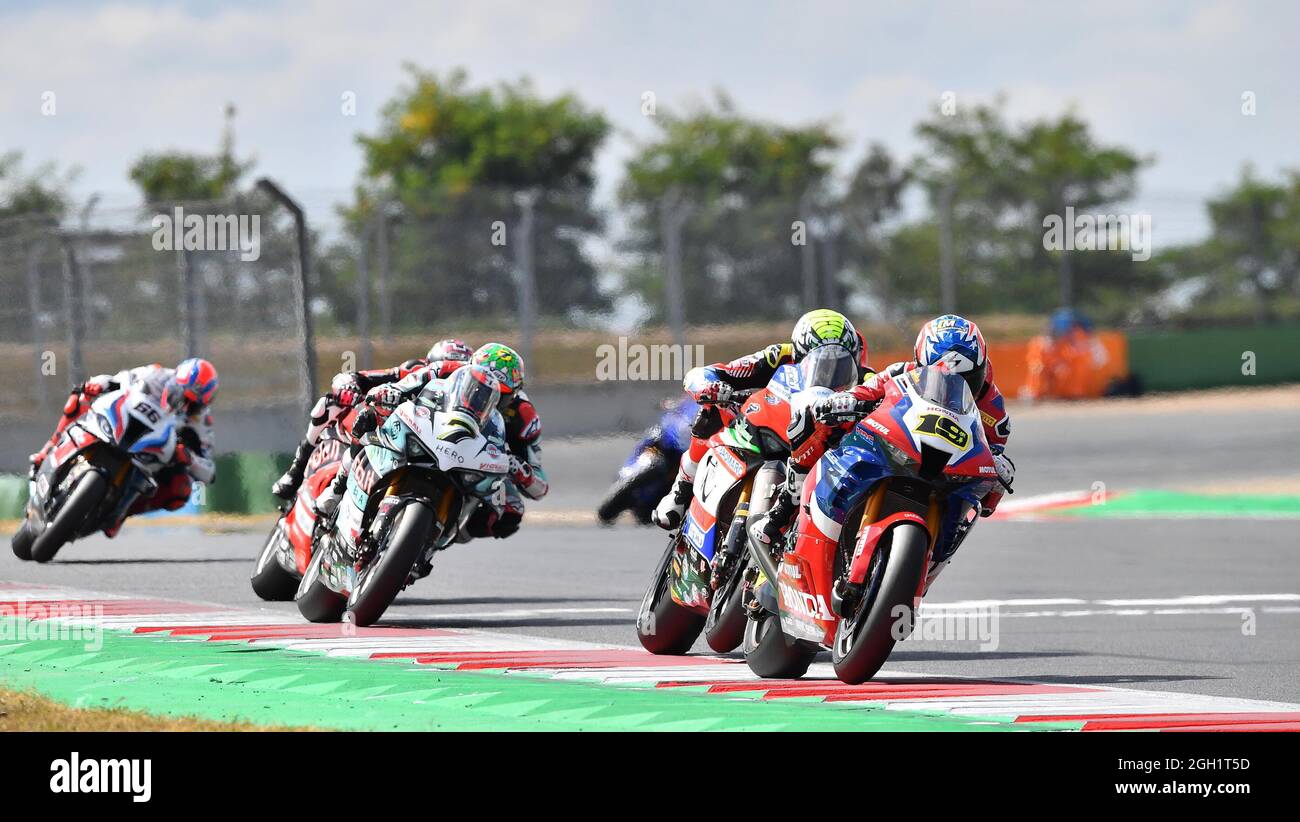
left=799, top=344, right=857, bottom=392
left=442, top=366, right=501, bottom=427
left=913, top=365, right=976, bottom=415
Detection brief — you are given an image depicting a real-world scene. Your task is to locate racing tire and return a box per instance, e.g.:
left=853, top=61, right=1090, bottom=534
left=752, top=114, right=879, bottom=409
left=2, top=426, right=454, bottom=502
left=295, top=547, right=347, bottom=623
left=250, top=520, right=300, bottom=602
left=831, top=522, right=929, bottom=685
left=10, top=521, right=34, bottom=561
left=596, top=454, right=667, bottom=525
left=743, top=610, right=817, bottom=679
left=31, top=471, right=108, bottom=563
left=703, top=555, right=749, bottom=652
left=636, top=537, right=706, bottom=655
left=345, top=501, right=435, bottom=628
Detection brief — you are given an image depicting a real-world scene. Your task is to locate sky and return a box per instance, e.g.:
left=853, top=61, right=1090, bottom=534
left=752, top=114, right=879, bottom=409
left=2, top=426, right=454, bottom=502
left=1, top=0, right=1297, bottom=244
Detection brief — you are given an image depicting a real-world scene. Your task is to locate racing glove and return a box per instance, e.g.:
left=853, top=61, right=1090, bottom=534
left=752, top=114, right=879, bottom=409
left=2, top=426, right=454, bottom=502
left=351, top=406, right=379, bottom=437
left=992, top=450, right=1015, bottom=492
left=692, top=381, right=734, bottom=405
left=509, top=455, right=534, bottom=487
left=813, top=392, right=874, bottom=425
left=366, top=384, right=404, bottom=409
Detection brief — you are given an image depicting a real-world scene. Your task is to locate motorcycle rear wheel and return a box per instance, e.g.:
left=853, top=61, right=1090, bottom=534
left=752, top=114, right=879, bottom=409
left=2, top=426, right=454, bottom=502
left=345, top=501, right=436, bottom=628
left=31, top=471, right=108, bottom=563
left=636, top=537, right=705, bottom=655
left=743, top=610, right=817, bottom=679
left=830, top=523, right=929, bottom=684
left=296, top=547, right=347, bottom=623
left=250, top=520, right=299, bottom=602
left=10, top=521, right=34, bottom=561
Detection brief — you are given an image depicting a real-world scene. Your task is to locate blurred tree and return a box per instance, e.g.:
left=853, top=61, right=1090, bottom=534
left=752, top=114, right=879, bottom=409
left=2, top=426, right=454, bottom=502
left=128, top=104, right=250, bottom=203
left=618, top=93, right=840, bottom=322
left=838, top=143, right=911, bottom=318
left=900, top=101, right=1148, bottom=319
left=0, top=151, right=73, bottom=220
left=332, top=66, right=610, bottom=326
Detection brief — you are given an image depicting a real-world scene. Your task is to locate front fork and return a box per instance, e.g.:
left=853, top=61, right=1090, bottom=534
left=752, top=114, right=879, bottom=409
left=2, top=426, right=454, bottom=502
left=709, top=474, right=754, bottom=589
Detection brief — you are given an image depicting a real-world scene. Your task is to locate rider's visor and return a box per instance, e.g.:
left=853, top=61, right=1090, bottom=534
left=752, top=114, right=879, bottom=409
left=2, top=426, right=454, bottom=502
left=914, top=365, right=975, bottom=415
left=446, top=365, right=501, bottom=427
left=799, top=344, right=858, bottom=392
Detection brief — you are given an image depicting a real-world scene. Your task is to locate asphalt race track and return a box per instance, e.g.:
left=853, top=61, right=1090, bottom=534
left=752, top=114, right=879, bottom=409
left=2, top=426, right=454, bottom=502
left=3, top=390, right=1299, bottom=705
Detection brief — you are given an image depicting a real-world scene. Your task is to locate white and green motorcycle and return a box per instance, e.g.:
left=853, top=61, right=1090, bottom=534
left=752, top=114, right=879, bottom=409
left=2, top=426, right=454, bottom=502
left=295, top=366, right=512, bottom=627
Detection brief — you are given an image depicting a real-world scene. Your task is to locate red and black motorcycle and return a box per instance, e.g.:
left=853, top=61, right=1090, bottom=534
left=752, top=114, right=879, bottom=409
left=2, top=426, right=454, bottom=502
left=249, top=404, right=357, bottom=601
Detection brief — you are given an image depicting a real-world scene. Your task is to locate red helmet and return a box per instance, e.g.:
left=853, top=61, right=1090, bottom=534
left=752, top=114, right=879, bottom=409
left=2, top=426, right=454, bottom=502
left=165, top=358, right=219, bottom=414
left=427, top=338, right=473, bottom=363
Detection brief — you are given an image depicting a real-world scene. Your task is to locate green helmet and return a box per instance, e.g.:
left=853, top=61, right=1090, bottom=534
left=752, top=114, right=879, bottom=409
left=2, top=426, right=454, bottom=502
left=791, top=309, right=859, bottom=359
left=471, top=343, right=525, bottom=395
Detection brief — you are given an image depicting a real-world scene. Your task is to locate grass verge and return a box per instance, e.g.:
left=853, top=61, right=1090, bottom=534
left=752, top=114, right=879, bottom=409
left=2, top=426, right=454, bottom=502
left=0, top=686, right=309, bottom=732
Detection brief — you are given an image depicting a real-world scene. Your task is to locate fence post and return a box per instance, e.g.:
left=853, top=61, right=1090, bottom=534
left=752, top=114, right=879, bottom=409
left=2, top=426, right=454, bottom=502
left=799, top=190, right=818, bottom=308
left=256, top=178, right=318, bottom=415
left=26, top=235, right=48, bottom=408
left=513, top=190, right=539, bottom=366
left=178, top=246, right=200, bottom=357
left=375, top=203, right=393, bottom=345
left=356, top=221, right=373, bottom=369
left=659, top=189, right=689, bottom=348
left=938, top=178, right=957, bottom=313
left=60, top=236, right=87, bottom=387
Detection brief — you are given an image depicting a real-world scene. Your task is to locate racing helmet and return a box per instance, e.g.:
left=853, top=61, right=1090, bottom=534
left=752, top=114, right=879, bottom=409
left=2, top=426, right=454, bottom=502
left=914, top=315, right=987, bottom=395
left=791, top=309, right=860, bottom=361
left=471, top=343, right=525, bottom=396
left=427, top=338, right=473, bottom=363
left=164, top=358, right=219, bottom=415
left=444, top=364, right=502, bottom=428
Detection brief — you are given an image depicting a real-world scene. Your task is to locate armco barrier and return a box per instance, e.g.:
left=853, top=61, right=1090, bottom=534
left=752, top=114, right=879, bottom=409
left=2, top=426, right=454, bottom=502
left=0, top=474, right=26, bottom=519
left=1128, top=324, right=1300, bottom=392
left=205, top=452, right=291, bottom=515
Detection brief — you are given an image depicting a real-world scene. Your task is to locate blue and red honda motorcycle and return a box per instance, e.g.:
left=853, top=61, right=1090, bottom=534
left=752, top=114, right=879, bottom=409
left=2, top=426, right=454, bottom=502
left=744, top=365, right=1002, bottom=683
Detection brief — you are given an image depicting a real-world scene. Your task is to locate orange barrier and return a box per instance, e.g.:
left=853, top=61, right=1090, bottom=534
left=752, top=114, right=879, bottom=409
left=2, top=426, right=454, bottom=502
left=865, top=331, right=1129, bottom=400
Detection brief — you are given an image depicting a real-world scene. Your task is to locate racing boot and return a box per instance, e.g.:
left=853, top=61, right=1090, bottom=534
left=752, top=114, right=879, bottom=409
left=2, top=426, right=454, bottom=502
left=313, top=468, right=348, bottom=518
left=651, top=469, right=695, bottom=531
left=753, top=487, right=797, bottom=550
left=272, top=439, right=316, bottom=500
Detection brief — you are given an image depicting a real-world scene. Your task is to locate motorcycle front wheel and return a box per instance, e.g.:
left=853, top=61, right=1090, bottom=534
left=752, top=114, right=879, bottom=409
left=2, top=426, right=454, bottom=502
left=636, top=537, right=706, bottom=655
left=31, top=471, right=108, bottom=563
left=830, top=522, right=929, bottom=684
left=703, top=554, right=749, bottom=652
left=596, top=453, right=667, bottom=525
left=345, top=501, right=436, bottom=628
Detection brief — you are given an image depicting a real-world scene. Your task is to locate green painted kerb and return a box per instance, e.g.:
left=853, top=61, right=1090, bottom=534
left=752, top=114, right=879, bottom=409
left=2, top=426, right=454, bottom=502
left=1051, top=490, right=1300, bottom=520
left=0, top=621, right=1080, bottom=732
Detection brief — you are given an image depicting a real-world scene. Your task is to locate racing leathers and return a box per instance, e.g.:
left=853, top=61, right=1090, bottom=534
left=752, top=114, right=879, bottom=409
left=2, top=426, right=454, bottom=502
left=651, top=338, right=870, bottom=530
left=318, top=365, right=548, bottom=544
left=272, top=356, right=456, bottom=500
left=32, top=365, right=216, bottom=531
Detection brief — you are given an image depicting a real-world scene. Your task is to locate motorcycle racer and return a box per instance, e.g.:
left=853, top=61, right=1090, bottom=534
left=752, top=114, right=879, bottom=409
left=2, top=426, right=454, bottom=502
left=650, top=308, right=869, bottom=531
left=757, top=314, right=1015, bottom=567
left=318, top=342, right=547, bottom=542
left=271, top=338, right=474, bottom=500
left=29, top=359, right=219, bottom=528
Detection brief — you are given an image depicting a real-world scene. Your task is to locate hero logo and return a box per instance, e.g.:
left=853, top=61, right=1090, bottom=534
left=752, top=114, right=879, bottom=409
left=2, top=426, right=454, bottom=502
left=779, top=582, right=834, bottom=621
